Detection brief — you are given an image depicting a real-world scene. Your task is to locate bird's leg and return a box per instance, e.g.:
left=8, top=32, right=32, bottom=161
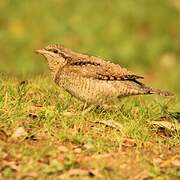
left=82, top=102, right=88, bottom=111
left=81, top=104, right=109, bottom=114
left=81, top=103, right=95, bottom=115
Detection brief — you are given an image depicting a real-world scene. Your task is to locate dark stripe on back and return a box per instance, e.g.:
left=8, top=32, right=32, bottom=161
left=70, top=61, right=101, bottom=66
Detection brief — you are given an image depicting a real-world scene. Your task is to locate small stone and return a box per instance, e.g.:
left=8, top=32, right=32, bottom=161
left=74, top=148, right=81, bottom=153
left=12, top=127, right=28, bottom=139
left=58, top=145, right=68, bottom=153
left=153, top=158, right=162, bottom=165
left=84, top=143, right=95, bottom=151
left=171, top=159, right=180, bottom=167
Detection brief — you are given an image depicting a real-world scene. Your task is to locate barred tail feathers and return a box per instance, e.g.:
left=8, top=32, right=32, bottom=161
left=126, top=79, right=174, bottom=97
left=132, top=79, right=174, bottom=97
left=148, top=87, right=174, bottom=97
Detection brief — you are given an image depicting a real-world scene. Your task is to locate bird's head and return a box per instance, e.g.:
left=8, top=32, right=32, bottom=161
left=36, top=44, right=71, bottom=78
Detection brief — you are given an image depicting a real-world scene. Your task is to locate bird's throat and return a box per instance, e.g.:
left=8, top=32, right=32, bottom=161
left=47, top=60, right=67, bottom=80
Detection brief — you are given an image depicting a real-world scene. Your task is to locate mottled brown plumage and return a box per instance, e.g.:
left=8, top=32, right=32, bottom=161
left=36, top=44, right=173, bottom=106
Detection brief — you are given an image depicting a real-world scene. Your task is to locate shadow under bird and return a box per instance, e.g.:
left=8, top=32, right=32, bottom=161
left=36, top=44, right=174, bottom=107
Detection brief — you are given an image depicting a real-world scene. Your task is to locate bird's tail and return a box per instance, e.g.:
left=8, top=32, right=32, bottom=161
left=144, top=86, right=174, bottom=97
left=122, top=80, right=174, bottom=97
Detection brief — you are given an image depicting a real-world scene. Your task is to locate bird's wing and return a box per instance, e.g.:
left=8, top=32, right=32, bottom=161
left=61, top=55, right=144, bottom=82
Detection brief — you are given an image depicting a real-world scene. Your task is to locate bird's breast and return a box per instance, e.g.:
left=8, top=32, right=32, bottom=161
left=55, top=74, right=119, bottom=104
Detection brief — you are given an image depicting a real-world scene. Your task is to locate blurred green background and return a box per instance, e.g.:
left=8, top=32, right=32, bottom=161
left=0, top=0, right=180, bottom=76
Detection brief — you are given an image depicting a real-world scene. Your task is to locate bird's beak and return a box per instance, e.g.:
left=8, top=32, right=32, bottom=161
left=36, top=48, right=54, bottom=59
left=36, top=49, right=47, bottom=55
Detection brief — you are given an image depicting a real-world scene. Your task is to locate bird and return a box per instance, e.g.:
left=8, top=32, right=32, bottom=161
left=36, top=44, right=174, bottom=107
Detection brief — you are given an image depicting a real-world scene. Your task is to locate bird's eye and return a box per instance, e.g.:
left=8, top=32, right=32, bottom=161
left=53, top=49, right=58, bottom=54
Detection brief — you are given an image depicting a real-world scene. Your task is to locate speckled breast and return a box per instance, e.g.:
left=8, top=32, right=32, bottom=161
left=55, top=74, right=122, bottom=105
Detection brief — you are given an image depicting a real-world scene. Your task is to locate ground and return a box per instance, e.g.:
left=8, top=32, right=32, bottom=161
left=0, top=73, right=179, bottom=180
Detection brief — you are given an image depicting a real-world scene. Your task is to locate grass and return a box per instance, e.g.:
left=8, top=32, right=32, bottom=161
left=0, top=73, right=179, bottom=179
